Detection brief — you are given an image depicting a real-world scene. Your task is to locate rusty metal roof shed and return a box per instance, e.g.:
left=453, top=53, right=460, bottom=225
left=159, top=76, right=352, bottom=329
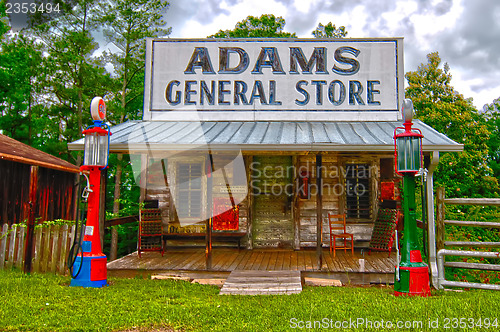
left=68, top=120, right=462, bottom=153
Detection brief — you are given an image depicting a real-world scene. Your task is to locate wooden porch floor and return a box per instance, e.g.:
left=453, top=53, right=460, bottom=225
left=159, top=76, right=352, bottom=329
left=108, top=249, right=396, bottom=273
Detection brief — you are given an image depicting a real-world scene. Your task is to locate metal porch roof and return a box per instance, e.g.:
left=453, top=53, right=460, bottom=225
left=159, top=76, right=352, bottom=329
left=68, top=120, right=463, bottom=153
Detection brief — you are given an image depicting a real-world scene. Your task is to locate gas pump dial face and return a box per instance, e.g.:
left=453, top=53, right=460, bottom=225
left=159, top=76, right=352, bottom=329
left=90, top=97, right=106, bottom=121
left=402, top=99, right=414, bottom=123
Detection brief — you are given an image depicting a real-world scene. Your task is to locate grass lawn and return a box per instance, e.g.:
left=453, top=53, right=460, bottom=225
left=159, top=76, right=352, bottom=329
left=1, top=270, right=499, bottom=331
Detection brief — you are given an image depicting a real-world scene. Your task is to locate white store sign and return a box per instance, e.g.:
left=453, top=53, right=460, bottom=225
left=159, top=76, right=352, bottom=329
left=143, top=38, right=404, bottom=121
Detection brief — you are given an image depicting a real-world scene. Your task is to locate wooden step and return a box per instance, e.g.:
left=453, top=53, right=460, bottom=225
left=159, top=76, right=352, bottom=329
left=220, top=270, right=302, bottom=295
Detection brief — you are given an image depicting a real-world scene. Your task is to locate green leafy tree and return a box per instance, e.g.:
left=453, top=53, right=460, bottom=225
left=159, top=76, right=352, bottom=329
left=406, top=52, right=499, bottom=197
left=484, top=99, right=500, bottom=179
left=0, top=31, right=46, bottom=145
left=0, top=2, right=9, bottom=38
left=97, top=0, right=170, bottom=259
left=312, top=22, right=347, bottom=38
left=32, top=0, right=112, bottom=162
left=99, top=0, right=170, bottom=125
left=210, top=14, right=296, bottom=38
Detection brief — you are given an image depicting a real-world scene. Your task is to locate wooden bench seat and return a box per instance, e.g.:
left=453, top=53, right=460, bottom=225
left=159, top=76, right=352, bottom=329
left=163, top=232, right=246, bottom=249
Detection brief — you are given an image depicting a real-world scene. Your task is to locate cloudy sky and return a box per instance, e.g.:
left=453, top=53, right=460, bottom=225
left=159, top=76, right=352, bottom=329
left=164, top=0, right=500, bottom=110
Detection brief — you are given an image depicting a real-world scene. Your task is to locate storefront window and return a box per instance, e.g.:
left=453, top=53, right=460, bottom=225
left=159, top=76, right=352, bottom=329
left=345, top=163, right=371, bottom=219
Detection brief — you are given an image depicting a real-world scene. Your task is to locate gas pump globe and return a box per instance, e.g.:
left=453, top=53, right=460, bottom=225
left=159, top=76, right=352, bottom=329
left=70, top=97, right=110, bottom=288
left=393, top=99, right=431, bottom=297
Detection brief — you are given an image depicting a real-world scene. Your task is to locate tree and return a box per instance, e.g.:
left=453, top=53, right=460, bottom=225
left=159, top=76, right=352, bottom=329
left=0, top=3, right=49, bottom=146
left=98, top=0, right=171, bottom=260
left=312, top=22, right=347, bottom=38
left=0, top=34, right=44, bottom=145
left=0, top=2, right=9, bottom=38
left=210, top=14, right=296, bottom=38
left=406, top=52, right=499, bottom=197
left=32, top=0, right=112, bottom=162
left=484, top=99, right=500, bottom=180
left=99, top=0, right=170, bottom=125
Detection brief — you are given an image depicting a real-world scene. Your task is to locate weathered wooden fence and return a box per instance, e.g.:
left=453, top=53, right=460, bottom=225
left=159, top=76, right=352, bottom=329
left=0, top=223, right=76, bottom=274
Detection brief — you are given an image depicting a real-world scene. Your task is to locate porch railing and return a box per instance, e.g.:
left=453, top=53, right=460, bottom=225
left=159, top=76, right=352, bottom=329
left=435, top=187, right=500, bottom=290
left=0, top=223, right=76, bottom=274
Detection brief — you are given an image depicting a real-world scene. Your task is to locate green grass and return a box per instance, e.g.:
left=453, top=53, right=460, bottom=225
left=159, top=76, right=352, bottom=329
left=1, top=270, right=500, bottom=331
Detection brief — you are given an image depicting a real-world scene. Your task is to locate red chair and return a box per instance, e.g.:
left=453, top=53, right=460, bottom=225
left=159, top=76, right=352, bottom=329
left=328, top=213, right=354, bottom=257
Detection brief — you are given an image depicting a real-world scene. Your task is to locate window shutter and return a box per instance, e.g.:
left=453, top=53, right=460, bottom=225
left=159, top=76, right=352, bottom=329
left=177, top=163, right=203, bottom=218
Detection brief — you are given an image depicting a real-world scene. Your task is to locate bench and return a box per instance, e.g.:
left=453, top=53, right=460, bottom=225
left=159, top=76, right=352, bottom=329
left=163, top=232, right=246, bottom=249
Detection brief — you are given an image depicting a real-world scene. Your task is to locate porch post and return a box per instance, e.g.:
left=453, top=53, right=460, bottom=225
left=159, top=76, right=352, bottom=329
left=206, top=154, right=214, bottom=270
left=316, top=153, right=323, bottom=270
left=293, top=155, right=300, bottom=250
left=246, top=156, right=253, bottom=250
left=427, top=151, right=440, bottom=288
left=23, top=165, right=38, bottom=274
left=139, top=154, right=148, bottom=202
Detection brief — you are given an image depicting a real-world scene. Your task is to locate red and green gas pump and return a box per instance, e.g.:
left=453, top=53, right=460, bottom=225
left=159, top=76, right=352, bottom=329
left=69, top=97, right=110, bottom=288
left=393, top=99, right=431, bottom=297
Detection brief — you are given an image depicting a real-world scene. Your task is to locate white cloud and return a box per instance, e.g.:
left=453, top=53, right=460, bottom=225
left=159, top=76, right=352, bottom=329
left=166, top=0, right=500, bottom=108
left=169, top=0, right=289, bottom=38
left=293, top=0, right=315, bottom=14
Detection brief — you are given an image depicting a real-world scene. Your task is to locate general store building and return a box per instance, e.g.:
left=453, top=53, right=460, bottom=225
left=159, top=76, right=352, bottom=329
left=70, top=38, right=461, bottom=275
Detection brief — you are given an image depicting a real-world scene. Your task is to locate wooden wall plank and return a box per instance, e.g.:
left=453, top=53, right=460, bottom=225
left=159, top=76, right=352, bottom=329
left=33, top=227, right=42, bottom=273
left=6, top=224, right=17, bottom=269
left=50, top=225, right=60, bottom=273
left=15, top=226, right=25, bottom=269
left=1, top=161, right=10, bottom=224
left=59, top=224, right=69, bottom=274
left=41, top=227, right=50, bottom=273
left=68, top=225, right=76, bottom=257
left=0, top=224, right=8, bottom=269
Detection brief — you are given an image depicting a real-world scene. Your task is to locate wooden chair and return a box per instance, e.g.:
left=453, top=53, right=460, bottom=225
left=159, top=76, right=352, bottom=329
left=328, top=213, right=354, bottom=257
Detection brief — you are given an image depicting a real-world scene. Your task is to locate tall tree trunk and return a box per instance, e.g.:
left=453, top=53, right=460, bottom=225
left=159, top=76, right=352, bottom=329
left=110, top=76, right=128, bottom=260
left=76, top=88, right=83, bottom=166
left=28, top=87, right=32, bottom=146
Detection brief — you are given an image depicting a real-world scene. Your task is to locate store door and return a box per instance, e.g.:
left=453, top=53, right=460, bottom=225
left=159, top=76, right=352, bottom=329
left=252, top=156, right=293, bottom=248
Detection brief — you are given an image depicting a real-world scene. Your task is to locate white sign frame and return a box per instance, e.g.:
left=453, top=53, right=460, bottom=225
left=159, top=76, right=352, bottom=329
left=143, top=38, right=404, bottom=121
